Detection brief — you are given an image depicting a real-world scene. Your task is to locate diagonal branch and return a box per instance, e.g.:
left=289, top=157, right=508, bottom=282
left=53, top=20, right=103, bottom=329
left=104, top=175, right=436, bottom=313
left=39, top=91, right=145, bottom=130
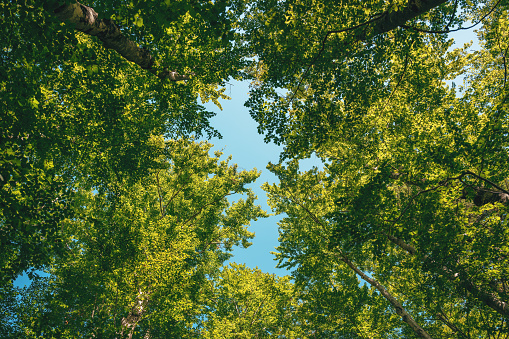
left=401, top=0, right=504, bottom=34
left=355, top=0, right=449, bottom=40
left=462, top=170, right=509, bottom=196
left=49, top=1, right=190, bottom=81
left=339, top=252, right=434, bottom=339
left=435, top=310, right=469, bottom=338
left=287, top=192, right=432, bottom=338
left=378, top=48, right=411, bottom=115
left=155, top=171, right=166, bottom=218
left=291, top=0, right=449, bottom=104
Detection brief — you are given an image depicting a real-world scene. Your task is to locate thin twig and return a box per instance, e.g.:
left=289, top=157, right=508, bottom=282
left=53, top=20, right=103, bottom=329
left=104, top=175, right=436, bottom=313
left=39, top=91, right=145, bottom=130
left=378, top=48, right=411, bottom=115
left=387, top=179, right=452, bottom=226
left=496, top=30, right=509, bottom=88
left=182, top=189, right=233, bottom=227
left=445, top=0, right=460, bottom=30
left=462, top=170, right=509, bottom=195
left=155, top=171, right=165, bottom=218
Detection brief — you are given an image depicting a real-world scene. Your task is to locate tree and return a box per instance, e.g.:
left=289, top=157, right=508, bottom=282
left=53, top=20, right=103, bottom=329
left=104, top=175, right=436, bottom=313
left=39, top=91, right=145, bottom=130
left=4, top=0, right=509, bottom=336
left=12, top=138, right=268, bottom=338
left=1, top=0, right=244, bottom=283
left=241, top=0, right=501, bottom=157
left=254, top=0, right=509, bottom=337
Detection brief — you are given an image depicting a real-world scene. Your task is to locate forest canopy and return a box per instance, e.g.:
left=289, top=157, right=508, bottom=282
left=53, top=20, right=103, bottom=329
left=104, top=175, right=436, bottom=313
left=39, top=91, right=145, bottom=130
left=1, top=0, right=508, bottom=337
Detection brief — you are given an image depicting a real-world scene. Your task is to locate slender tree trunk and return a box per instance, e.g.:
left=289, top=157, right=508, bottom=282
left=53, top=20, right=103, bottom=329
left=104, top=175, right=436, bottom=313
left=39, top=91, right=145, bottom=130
left=339, top=252, right=434, bottom=339
left=47, top=1, right=190, bottom=81
left=295, top=197, right=432, bottom=337
left=120, top=288, right=150, bottom=339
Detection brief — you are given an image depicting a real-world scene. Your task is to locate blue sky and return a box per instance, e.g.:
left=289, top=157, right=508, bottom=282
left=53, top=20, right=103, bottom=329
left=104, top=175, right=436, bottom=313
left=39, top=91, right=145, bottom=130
left=202, top=80, right=321, bottom=276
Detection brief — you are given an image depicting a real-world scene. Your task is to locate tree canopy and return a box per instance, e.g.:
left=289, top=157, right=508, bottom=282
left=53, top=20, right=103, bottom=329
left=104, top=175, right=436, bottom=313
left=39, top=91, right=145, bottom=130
left=1, top=0, right=509, bottom=337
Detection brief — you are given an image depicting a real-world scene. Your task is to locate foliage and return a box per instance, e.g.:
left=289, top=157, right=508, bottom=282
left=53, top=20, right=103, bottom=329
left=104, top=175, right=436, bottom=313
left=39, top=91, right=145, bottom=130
left=258, top=1, right=509, bottom=337
left=12, top=139, right=268, bottom=337
left=0, top=0, right=245, bottom=283
left=241, top=0, right=493, bottom=158
left=196, top=263, right=301, bottom=338
left=3, top=0, right=509, bottom=337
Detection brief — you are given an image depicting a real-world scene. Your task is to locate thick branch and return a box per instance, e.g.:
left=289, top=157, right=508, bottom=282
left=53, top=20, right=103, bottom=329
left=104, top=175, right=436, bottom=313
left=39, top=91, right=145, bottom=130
left=294, top=0, right=449, bottom=103
left=50, top=1, right=189, bottom=81
left=473, top=187, right=509, bottom=206
left=385, top=232, right=417, bottom=255
left=452, top=270, right=509, bottom=317
left=339, top=253, right=434, bottom=339
left=320, top=0, right=450, bottom=56
left=291, top=195, right=430, bottom=337
left=359, top=0, right=449, bottom=40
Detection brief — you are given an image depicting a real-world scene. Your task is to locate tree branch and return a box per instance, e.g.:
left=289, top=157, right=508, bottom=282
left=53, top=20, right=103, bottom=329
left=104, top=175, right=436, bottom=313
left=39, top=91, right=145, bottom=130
left=120, top=288, right=150, bottom=339
left=339, top=252, right=434, bottom=339
left=462, top=170, right=509, bottom=196
left=49, top=1, right=190, bottom=81
left=291, top=0, right=449, bottom=104
left=288, top=193, right=432, bottom=338
left=155, top=171, right=166, bottom=218
left=401, top=0, right=504, bottom=34
left=357, top=0, right=449, bottom=40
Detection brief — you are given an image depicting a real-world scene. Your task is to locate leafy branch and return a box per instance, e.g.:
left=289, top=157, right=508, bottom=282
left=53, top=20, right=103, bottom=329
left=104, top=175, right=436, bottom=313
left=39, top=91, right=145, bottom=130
left=289, top=0, right=449, bottom=104
left=48, top=1, right=191, bottom=81
left=401, top=0, right=504, bottom=34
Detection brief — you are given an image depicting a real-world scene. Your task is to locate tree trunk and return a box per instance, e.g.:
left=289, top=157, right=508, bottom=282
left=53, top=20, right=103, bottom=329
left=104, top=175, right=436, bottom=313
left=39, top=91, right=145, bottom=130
left=120, top=288, right=150, bottom=339
left=339, top=253, right=434, bottom=339
left=48, top=1, right=190, bottom=81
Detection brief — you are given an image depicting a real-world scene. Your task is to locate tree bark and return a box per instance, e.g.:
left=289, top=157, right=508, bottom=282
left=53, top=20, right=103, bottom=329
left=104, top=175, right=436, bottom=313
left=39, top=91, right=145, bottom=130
left=360, top=0, right=450, bottom=40
left=49, top=1, right=190, bottom=81
left=451, top=269, right=509, bottom=317
left=120, top=288, right=150, bottom=339
left=473, top=187, right=509, bottom=206
left=339, top=253, right=434, bottom=339
left=322, top=0, right=449, bottom=44
left=435, top=312, right=469, bottom=338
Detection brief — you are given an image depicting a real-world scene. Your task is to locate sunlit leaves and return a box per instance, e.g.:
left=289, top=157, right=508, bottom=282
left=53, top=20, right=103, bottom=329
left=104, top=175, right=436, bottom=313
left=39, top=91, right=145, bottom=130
left=197, top=264, right=300, bottom=338
left=253, top=1, right=509, bottom=336
left=12, top=138, right=268, bottom=337
left=1, top=0, right=249, bottom=282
